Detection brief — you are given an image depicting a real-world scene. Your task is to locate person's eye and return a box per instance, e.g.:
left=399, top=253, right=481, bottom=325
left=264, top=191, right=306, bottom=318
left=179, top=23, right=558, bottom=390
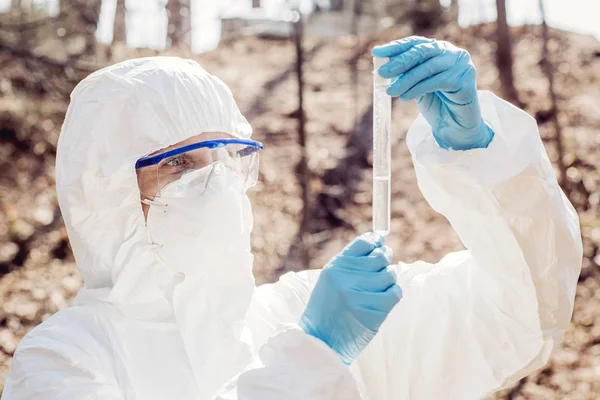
left=165, top=155, right=185, bottom=167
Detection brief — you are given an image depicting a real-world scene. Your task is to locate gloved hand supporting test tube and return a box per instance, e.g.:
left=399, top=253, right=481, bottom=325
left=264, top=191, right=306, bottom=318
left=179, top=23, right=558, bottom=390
left=373, top=57, right=391, bottom=236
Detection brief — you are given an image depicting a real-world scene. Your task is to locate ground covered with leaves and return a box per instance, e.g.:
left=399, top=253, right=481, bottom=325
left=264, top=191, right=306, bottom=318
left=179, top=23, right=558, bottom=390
left=0, top=21, right=599, bottom=399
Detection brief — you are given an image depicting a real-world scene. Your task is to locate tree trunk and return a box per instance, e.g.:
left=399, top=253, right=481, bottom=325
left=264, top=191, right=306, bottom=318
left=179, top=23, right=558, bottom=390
left=539, top=0, right=567, bottom=188
left=56, top=0, right=101, bottom=56
left=349, top=0, right=360, bottom=130
left=166, top=0, right=180, bottom=47
left=495, top=0, right=520, bottom=105
left=448, top=0, right=459, bottom=12
left=167, top=0, right=191, bottom=48
left=446, top=0, right=459, bottom=22
left=180, top=0, right=191, bottom=47
left=411, top=0, right=443, bottom=31
left=329, top=0, right=343, bottom=11
left=293, top=15, right=311, bottom=269
left=113, top=0, right=126, bottom=44
left=59, top=0, right=69, bottom=14
left=80, top=0, right=102, bottom=56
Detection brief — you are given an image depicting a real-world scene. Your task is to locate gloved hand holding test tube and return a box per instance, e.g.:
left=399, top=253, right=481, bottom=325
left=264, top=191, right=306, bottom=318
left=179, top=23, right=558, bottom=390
left=372, top=57, right=392, bottom=236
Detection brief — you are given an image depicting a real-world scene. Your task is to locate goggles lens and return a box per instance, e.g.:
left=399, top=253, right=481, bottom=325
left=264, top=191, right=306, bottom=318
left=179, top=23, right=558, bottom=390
left=136, top=139, right=263, bottom=199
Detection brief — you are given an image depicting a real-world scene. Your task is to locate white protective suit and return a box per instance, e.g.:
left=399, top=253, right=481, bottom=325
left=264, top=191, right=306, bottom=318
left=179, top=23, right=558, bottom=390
left=2, top=57, right=582, bottom=400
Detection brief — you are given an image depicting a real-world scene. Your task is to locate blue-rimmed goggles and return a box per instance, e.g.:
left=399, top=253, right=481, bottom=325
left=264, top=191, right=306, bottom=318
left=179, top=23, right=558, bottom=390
left=136, top=138, right=263, bottom=198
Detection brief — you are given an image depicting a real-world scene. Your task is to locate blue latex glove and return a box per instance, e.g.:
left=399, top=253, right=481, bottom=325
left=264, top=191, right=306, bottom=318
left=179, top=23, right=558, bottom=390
left=299, top=232, right=402, bottom=365
left=372, top=36, right=494, bottom=150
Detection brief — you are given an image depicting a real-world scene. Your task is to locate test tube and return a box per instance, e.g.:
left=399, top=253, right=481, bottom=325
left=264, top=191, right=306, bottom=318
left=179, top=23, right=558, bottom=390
left=372, top=57, right=391, bottom=236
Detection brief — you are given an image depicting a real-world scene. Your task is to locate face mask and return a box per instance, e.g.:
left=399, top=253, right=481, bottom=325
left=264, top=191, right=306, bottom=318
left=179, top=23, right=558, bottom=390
left=146, top=166, right=254, bottom=279
left=145, top=166, right=256, bottom=391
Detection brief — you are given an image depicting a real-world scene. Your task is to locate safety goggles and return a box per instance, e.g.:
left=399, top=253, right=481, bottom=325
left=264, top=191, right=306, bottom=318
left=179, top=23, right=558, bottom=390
left=136, top=138, right=264, bottom=198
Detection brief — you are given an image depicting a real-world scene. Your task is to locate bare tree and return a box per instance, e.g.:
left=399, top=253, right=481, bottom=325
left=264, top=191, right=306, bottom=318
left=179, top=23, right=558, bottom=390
left=329, top=0, right=343, bottom=11
left=349, top=0, right=361, bottom=129
left=113, top=0, right=126, bottom=44
left=495, top=0, right=520, bottom=104
left=166, top=0, right=191, bottom=48
left=166, top=0, right=179, bottom=47
left=10, top=0, right=28, bottom=52
left=448, top=0, right=458, bottom=12
left=60, top=0, right=102, bottom=56
left=80, top=0, right=103, bottom=56
left=539, top=0, right=567, bottom=187
left=0, top=0, right=98, bottom=71
left=446, top=0, right=459, bottom=21
left=411, top=0, right=443, bottom=31
left=293, top=13, right=311, bottom=269
left=181, top=0, right=192, bottom=47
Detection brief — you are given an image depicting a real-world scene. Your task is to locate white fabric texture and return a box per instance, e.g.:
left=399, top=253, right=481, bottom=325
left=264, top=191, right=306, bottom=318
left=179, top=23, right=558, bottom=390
left=1, top=53, right=581, bottom=400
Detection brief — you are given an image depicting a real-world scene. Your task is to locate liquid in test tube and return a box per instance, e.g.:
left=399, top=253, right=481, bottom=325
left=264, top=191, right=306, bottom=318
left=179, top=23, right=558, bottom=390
left=372, top=57, right=391, bottom=236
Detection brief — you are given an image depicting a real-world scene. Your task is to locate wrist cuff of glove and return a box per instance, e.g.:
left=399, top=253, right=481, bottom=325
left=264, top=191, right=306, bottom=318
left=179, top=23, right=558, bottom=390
left=435, top=120, right=495, bottom=151
left=299, top=314, right=354, bottom=366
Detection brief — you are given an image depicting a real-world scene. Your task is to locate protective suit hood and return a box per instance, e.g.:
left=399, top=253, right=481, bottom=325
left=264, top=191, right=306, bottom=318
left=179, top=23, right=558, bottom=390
left=56, top=56, right=253, bottom=306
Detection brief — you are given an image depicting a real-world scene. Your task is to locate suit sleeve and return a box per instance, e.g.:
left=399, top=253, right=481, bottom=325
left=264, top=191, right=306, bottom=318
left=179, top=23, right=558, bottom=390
left=2, top=336, right=124, bottom=400
left=213, top=326, right=362, bottom=400
left=352, top=91, right=582, bottom=400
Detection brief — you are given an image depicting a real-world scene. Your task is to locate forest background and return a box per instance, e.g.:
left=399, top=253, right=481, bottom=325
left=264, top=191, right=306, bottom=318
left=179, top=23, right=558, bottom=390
left=1, top=0, right=599, bottom=398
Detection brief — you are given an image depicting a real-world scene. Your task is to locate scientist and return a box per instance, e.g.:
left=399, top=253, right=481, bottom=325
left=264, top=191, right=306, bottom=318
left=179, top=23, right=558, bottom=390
left=2, top=36, right=582, bottom=400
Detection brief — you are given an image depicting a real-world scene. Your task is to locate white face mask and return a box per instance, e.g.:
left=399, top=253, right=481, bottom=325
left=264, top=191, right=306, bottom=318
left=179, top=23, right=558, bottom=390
left=145, top=167, right=256, bottom=391
left=146, top=166, right=254, bottom=279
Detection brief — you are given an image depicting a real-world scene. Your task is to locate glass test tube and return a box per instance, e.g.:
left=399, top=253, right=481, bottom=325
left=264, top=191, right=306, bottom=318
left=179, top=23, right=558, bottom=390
left=372, top=57, right=391, bottom=236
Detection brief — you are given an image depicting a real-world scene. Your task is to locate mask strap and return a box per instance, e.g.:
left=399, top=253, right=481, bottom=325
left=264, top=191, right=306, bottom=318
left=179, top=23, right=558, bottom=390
left=143, top=202, right=164, bottom=251
left=142, top=198, right=166, bottom=207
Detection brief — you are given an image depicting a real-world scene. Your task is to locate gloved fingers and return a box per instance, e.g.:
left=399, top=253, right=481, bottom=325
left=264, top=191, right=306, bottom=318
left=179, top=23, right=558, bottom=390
left=350, top=267, right=397, bottom=292
left=366, top=245, right=394, bottom=269
left=377, top=40, right=448, bottom=79
left=351, top=284, right=403, bottom=313
left=386, top=283, right=403, bottom=304
left=371, top=36, right=434, bottom=58
left=339, top=232, right=385, bottom=257
left=386, top=52, right=456, bottom=97
left=336, top=245, right=393, bottom=272
left=399, top=64, right=472, bottom=102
